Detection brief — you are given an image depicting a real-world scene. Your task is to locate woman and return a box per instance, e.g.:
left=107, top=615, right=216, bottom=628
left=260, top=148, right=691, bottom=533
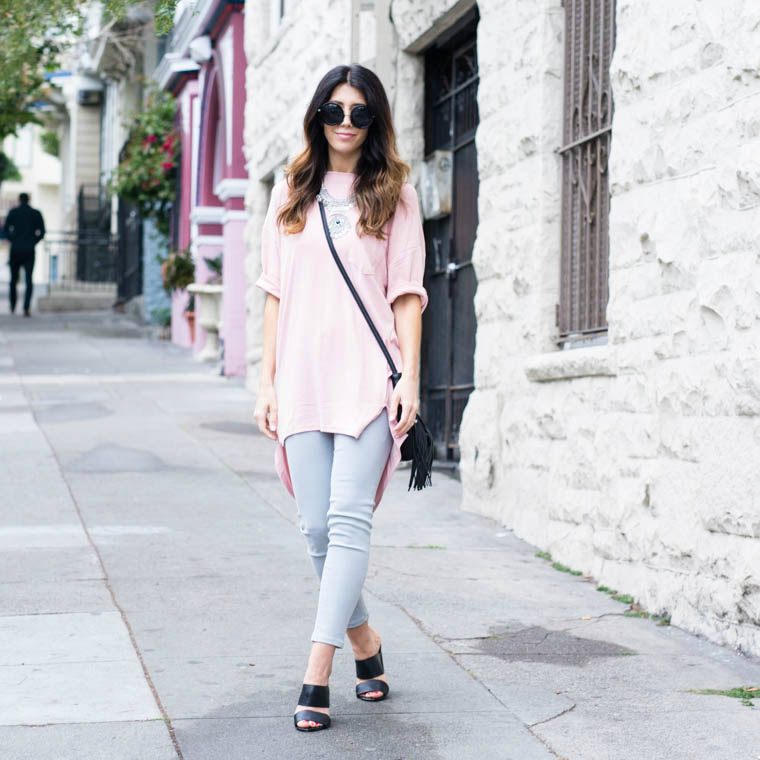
left=253, top=63, right=428, bottom=733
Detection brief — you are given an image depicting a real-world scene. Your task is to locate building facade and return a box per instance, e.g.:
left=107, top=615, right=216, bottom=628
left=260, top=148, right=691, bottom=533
left=156, top=0, right=248, bottom=376
left=92, top=9, right=168, bottom=317
left=31, top=5, right=167, bottom=313
left=1, top=123, right=62, bottom=288
left=243, top=0, right=760, bottom=656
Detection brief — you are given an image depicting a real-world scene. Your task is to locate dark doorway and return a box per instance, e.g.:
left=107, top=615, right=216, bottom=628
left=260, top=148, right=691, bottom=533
left=421, top=7, right=480, bottom=463
left=116, top=199, right=143, bottom=303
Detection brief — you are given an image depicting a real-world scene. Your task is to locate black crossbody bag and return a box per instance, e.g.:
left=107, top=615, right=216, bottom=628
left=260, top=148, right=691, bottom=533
left=317, top=197, right=434, bottom=491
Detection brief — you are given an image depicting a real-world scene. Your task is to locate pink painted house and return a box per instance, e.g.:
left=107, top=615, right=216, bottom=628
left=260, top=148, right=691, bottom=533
left=155, top=0, right=248, bottom=377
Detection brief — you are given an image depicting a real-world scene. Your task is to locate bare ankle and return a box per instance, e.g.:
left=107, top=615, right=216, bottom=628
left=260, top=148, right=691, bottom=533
left=348, top=626, right=381, bottom=658
left=304, top=666, right=331, bottom=684
left=304, top=642, right=335, bottom=684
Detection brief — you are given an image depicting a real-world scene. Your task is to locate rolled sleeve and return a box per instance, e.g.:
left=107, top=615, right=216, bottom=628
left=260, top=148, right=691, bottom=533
left=385, top=184, right=429, bottom=314
left=255, top=182, right=284, bottom=299
left=255, top=271, right=281, bottom=299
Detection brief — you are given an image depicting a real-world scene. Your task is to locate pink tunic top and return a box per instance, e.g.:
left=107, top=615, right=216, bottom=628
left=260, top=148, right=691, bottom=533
left=255, top=170, right=428, bottom=510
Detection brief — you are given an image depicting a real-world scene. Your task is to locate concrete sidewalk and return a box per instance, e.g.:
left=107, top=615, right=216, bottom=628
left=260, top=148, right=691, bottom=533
left=0, top=310, right=758, bottom=760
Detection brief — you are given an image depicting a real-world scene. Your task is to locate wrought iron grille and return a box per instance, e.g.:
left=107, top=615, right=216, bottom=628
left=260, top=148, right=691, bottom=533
left=421, top=7, right=479, bottom=462
left=46, top=232, right=117, bottom=291
left=558, top=0, right=616, bottom=340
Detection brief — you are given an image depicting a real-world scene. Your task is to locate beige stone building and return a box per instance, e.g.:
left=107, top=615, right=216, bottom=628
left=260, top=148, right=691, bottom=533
left=1, top=124, right=62, bottom=286
left=244, top=0, right=760, bottom=656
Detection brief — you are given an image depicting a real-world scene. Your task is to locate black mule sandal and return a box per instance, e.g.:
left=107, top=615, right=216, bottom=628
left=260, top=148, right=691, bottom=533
left=355, top=645, right=390, bottom=701
left=293, top=684, right=331, bottom=732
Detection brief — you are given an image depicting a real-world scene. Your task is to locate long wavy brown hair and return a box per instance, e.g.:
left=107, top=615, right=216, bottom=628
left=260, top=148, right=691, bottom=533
left=277, top=64, right=410, bottom=240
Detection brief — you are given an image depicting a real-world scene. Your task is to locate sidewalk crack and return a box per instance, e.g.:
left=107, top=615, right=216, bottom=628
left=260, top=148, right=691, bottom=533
left=528, top=702, right=577, bottom=728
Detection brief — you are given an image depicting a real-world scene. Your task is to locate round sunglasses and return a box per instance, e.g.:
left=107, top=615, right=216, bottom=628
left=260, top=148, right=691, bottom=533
left=316, top=102, right=375, bottom=130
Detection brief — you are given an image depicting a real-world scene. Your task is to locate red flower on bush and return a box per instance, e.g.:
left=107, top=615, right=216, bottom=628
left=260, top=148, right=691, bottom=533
left=107, top=89, right=178, bottom=239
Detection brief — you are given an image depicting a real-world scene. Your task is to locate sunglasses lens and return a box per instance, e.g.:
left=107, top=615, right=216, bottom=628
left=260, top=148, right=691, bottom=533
left=318, top=103, right=344, bottom=126
left=351, top=106, right=374, bottom=129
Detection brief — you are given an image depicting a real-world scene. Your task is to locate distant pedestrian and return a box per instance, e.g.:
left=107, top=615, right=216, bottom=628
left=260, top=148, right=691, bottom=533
left=253, top=64, right=427, bottom=733
left=3, top=192, right=45, bottom=316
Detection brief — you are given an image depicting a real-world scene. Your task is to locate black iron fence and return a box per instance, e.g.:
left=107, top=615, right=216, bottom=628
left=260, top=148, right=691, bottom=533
left=46, top=231, right=118, bottom=291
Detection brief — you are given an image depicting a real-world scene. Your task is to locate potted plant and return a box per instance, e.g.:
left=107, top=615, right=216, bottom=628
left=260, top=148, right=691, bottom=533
left=159, top=247, right=195, bottom=293
left=204, top=254, right=223, bottom=284
left=150, top=307, right=172, bottom=340
left=183, top=293, right=196, bottom=343
left=157, top=247, right=195, bottom=343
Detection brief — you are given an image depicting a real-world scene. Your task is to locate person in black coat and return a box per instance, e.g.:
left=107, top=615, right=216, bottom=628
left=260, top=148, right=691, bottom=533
left=3, top=193, right=45, bottom=316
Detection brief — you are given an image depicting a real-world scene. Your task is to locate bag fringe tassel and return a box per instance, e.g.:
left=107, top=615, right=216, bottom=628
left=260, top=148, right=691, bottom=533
left=406, top=420, right=434, bottom=491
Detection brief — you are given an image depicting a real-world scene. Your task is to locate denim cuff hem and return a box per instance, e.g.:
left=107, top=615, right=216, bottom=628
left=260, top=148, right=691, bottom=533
left=312, top=632, right=345, bottom=648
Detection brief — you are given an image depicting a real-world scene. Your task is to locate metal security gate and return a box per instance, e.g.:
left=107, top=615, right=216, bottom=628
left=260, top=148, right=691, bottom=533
left=77, top=184, right=111, bottom=282
left=421, top=8, right=480, bottom=463
left=558, top=0, right=616, bottom=340
left=46, top=232, right=117, bottom=290
left=116, top=199, right=143, bottom=303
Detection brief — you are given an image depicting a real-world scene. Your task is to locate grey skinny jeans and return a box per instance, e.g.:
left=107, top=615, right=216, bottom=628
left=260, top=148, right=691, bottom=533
left=284, top=408, right=393, bottom=648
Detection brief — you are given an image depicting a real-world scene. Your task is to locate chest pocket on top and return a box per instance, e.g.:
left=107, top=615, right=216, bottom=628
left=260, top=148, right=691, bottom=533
left=345, top=234, right=387, bottom=279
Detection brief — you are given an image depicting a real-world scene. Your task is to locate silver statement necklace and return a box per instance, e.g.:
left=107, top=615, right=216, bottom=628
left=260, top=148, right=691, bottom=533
left=316, top=186, right=356, bottom=240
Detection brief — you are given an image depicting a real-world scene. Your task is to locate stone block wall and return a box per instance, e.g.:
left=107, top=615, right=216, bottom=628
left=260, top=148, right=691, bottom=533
left=243, top=0, right=760, bottom=655
left=457, top=0, right=760, bottom=656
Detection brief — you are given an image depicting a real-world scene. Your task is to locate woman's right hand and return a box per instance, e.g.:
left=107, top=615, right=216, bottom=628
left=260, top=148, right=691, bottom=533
left=253, top=384, right=278, bottom=440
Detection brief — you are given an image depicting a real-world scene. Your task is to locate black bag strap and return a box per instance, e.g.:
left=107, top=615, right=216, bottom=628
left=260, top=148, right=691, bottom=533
left=318, top=196, right=402, bottom=387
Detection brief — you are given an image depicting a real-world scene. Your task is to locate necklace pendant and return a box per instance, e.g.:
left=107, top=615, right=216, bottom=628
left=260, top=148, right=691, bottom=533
left=318, top=186, right=355, bottom=239
left=328, top=212, right=350, bottom=239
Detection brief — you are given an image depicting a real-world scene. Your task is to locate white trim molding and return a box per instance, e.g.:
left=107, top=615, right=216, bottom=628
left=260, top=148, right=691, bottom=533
left=222, top=209, right=249, bottom=224
left=163, top=0, right=217, bottom=68
left=214, top=177, right=249, bottom=201
left=190, top=205, right=225, bottom=224
left=190, top=94, right=200, bottom=210
left=218, top=27, right=234, bottom=168
left=195, top=235, right=225, bottom=246
left=155, top=54, right=200, bottom=90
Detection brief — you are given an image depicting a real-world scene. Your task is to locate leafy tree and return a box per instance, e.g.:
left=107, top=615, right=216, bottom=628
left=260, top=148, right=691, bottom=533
left=0, top=1, right=178, bottom=143
left=40, top=130, right=61, bottom=158
left=103, top=0, right=178, bottom=36
left=0, top=152, right=22, bottom=196
left=0, top=1, right=81, bottom=142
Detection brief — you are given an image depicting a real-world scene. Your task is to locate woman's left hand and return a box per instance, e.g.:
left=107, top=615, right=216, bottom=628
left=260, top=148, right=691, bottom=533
left=389, top=374, right=419, bottom=437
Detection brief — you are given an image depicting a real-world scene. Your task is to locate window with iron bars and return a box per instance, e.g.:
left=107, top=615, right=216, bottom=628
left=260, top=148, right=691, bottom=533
left=557, top=0, right=616, bottom=344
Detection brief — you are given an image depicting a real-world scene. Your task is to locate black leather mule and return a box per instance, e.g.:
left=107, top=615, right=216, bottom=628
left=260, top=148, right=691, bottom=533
left=355, top=646, right=390, bottom=701
left=293, top=684, right=331, bottom=732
